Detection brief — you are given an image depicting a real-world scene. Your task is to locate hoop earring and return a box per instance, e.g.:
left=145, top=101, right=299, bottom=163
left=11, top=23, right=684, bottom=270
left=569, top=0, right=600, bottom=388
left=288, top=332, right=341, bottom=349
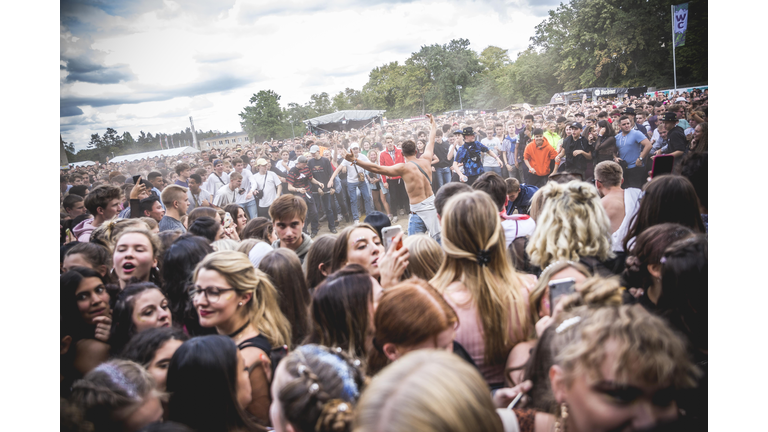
left=554, top=403, right=568, bottom=432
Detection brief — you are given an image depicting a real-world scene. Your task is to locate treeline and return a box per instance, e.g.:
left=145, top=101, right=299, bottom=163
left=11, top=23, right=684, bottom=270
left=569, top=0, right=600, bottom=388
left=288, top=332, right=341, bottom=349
left=65, top=128, right=226, bottom=162
left=240, top=0, right=707, bottom=141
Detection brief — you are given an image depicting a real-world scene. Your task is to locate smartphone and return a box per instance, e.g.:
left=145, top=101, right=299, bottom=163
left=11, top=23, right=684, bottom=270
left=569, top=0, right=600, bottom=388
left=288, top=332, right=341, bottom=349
left=381, top=225, right=403, bottom=251
left=133, top=175, right=142, bottom=184
left=650, top=154, right=674, bottom=178
left=223, top=212, right=233, bottom=229
left=549, top=278, right=576, bottom=313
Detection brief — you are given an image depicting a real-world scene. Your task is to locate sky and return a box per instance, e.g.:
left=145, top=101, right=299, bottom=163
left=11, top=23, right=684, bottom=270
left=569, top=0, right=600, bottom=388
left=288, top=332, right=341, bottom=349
left=60, top=0, right=562, bottom=152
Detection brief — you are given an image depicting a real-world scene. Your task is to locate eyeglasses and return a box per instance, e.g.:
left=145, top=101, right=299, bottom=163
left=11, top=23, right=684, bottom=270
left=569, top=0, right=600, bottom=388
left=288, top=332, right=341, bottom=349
left=189, top=285, right=236, bottom=303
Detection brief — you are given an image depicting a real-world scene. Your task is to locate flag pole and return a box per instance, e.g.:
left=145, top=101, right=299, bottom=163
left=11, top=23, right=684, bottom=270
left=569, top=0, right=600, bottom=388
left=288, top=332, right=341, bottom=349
left=671, top=4, right=677, bottom=92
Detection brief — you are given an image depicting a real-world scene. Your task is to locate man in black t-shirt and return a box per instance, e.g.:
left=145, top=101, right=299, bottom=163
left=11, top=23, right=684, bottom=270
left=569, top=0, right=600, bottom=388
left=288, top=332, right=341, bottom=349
left=660, top=112, right=689, bottom=174
left=557, top=122, right=594, bottom=178
left=307, top=145, right=337, bottom=233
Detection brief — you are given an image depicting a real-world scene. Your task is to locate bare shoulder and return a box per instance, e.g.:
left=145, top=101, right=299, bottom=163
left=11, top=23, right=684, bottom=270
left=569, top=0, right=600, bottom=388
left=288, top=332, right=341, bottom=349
left=240, top=345, right=268, bottom=366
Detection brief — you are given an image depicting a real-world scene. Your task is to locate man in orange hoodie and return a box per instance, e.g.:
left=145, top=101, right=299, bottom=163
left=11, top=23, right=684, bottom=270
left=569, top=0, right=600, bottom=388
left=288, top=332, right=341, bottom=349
left=523, top=128, right=559, bottom=187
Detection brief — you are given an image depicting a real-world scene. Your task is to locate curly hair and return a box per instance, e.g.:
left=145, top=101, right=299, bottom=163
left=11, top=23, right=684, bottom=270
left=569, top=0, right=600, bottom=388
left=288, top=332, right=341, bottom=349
left=551, top=305, right=700, bottom=390
left=276, top=344, right=367, bottom=432
left=526, top=180, right=614, bottom=268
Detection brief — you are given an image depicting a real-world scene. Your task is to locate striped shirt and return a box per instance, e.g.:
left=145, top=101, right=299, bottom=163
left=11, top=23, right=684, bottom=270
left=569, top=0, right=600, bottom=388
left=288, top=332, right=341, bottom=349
left=287, top=165, right=313, bottom=191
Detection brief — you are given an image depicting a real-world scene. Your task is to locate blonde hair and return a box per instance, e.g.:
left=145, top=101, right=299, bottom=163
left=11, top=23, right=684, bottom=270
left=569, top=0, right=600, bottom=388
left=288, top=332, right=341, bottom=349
left=194, top=251, right=291, bottom=347
left=91, top=218, right=150, bottom=251
left=526, top=181, right=614, bottom=268
left=528, top=260, right=592, bottom=323
left=552, top=305, right=699, bottom=390
left=113, top=227, right=161, bottom=261
left=402, top=234, right=444, bottom=281
left=353, top=349, right=503, bottom=432
left=237, top=238, right=261, bottom=255
left=430, top=191, right=530, bottom=364
left=211, top=238, right=239, bottom=251
left=160, top=184, right=188, bottom=207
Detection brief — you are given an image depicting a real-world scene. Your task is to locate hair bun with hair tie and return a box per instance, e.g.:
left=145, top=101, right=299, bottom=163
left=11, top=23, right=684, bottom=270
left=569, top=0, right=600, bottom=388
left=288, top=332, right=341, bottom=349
left=476, top=250, right=491, bottom=267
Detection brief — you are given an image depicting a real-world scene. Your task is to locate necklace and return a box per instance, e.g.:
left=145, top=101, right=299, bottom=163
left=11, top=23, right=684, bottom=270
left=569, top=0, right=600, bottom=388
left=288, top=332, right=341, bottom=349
left=227, top=320, right=251, bottom=339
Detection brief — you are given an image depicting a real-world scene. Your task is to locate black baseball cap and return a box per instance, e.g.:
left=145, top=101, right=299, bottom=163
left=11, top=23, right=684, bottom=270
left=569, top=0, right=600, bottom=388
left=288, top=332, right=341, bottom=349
left=462, top=127, right=474, bottom=136
left=661, top=112, right=678, bottom=122
left=570, top=122, right=583, bottom=130
left=270, top=146, right=279, bottom=153
left=623, top=107, right=636, bottom=115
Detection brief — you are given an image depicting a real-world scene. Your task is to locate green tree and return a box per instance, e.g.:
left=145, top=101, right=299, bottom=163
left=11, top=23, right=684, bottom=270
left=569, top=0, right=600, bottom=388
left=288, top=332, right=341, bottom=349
left=309, top=92, right=333, bottom=115
left=102, top=127, right=122, bottom=148
left=331, top=91, right=353, bottom=112
left=122, top=131, right=136, bottom=148
left=239, top=90, right=286, bottom=142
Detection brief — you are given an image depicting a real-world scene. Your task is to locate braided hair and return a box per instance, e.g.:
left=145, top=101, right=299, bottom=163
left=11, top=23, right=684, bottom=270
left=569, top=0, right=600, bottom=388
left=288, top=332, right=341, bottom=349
left=276, top=344, right=367, bottom=432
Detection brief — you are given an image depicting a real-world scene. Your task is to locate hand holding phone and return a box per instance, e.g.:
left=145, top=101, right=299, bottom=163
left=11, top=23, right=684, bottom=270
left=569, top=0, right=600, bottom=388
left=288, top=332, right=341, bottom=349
left=223, top=212, right=233, bottom=229
left=382, top=225, right=403, bottom=251
left=548, top=278, right=576, bottom=316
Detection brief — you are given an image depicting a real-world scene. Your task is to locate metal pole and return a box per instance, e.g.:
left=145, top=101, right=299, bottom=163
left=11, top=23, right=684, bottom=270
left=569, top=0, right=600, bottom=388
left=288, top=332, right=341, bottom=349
left=189, top=116, right=199, bottom=150
left=291, top=122, right=295, bottom=139
left=671, top=5, right=677, bottom=92
left=458, top=89, right=463, bottom=110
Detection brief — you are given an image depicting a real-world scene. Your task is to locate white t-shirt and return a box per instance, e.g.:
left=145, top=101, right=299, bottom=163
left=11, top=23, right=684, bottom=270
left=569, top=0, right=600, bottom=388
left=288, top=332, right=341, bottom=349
left=213, top=184, right=240, bottom=207
left=275, top=160, right=295, bottom=175
left=187, top=188, right=212, bottom=213
left=481, top=137, right=501, bottom=167
left=249, top=171, right=282, bottom=208
left=204, top=172, right=229, bottom=197
left=341, top=154, right=371, bottom=183
left=502, top=216, right=536, bottom=248
left=235, top=169, right=254, bottom=203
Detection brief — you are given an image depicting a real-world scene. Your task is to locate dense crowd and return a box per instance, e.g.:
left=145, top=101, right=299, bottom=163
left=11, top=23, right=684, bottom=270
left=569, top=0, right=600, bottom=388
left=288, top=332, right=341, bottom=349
left=60, top=89, right=708, bottom=432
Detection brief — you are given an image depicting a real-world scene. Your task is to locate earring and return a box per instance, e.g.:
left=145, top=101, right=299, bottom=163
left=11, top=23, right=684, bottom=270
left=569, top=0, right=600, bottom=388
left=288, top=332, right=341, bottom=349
left=554, top=403, right=568, bottom=432
left=238, top=302, right=243, bottom=307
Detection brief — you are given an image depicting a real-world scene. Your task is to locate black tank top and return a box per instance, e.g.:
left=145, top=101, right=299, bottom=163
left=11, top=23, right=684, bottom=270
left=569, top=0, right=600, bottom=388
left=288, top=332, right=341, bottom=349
left=237, top=333, right=272, bottom=354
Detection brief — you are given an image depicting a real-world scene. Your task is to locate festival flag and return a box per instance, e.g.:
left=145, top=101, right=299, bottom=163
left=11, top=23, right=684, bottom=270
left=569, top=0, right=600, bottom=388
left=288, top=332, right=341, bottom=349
left=673, top=3, right=689, bottom=48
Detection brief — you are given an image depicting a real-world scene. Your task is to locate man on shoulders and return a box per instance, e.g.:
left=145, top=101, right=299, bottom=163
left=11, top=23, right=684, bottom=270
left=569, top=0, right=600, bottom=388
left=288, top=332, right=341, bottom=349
left=159, top=185, right=189, bottom=233
left=594, top=161, right=641, bottom=252
left=269, top=194, right=313, bottom=264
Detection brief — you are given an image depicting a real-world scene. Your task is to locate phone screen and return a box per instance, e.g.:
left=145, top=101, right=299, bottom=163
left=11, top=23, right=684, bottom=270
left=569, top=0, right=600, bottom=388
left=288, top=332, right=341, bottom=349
left=651, top=155, right=674, bottom=178
left=133, top=175, right=141, bottom=184
left=549, top=278, right=576, bottom=314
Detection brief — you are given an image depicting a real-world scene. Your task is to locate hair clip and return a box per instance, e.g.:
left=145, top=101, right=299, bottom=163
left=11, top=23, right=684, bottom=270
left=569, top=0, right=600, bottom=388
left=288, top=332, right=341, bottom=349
left=476, top=249, right=491, bottom=267
left=337, top=403, right=348, bottom=412
left=335, top=347, right=343, bottom=354
left=556, top=316, right=582, bottom=334
left=353, top=359, right=361, bottom=367
left=309, top=383, right=320, bottom=394
left=660, top=257, right=667, bottom=264
left=297, top=365, right=307, bottom=375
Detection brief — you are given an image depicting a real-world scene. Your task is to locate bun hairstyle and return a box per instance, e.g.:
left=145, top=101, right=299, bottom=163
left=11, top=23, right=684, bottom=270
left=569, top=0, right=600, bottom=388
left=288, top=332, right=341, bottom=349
left=277, top=344, right=367, bottom=432
left=526, top=180, right=613, bottom=269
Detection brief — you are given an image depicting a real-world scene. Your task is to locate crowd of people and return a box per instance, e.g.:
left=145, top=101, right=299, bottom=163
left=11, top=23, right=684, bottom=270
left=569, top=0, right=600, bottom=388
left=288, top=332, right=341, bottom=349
left=60, top=89, right=708, bottom=431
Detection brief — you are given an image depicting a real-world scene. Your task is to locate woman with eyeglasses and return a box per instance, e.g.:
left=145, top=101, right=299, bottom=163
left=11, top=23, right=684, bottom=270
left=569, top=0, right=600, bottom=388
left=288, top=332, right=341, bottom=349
left=191, top=250, right=292, bottom=424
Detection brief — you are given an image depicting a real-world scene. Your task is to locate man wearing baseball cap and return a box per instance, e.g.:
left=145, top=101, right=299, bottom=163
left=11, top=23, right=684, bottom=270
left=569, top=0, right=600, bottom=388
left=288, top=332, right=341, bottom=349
left=308, top=145, right=338, bottom=233
left=555, top=122, right=593, bottom=180
left=658, top=112, right=688, bottom=173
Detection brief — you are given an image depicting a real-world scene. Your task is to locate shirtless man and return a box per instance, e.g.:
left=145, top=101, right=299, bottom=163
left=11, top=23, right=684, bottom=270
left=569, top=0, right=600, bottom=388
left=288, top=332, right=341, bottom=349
left=345, top=113, right=441, bottom=239
left=594, top=160, right=642, bottom=252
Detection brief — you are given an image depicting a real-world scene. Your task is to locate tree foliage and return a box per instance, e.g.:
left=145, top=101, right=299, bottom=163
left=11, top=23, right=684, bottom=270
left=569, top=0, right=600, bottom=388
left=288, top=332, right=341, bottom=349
left=239, top=90, right=286, bottom=141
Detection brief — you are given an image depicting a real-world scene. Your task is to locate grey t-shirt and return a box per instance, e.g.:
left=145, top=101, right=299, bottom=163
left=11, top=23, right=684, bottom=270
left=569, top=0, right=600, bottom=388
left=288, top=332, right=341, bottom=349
left=158, top=215, right=186, bottom=233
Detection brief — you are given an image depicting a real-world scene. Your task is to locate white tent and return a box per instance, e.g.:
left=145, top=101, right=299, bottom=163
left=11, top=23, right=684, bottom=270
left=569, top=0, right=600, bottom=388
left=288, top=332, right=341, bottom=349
left=109, top=146, right=200, bottom=163
left=69, top=160, right=97, bottom=167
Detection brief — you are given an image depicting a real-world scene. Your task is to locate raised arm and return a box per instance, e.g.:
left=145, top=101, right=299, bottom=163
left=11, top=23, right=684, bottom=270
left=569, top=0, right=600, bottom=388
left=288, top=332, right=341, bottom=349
left=346, top=153, right=405, bottom=178
left=422, top=114, right=437, bottom=161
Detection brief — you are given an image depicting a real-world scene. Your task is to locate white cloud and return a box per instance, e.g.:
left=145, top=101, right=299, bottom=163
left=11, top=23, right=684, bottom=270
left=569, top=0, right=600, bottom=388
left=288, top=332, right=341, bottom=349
left=61, top=0, right=551, bottom=151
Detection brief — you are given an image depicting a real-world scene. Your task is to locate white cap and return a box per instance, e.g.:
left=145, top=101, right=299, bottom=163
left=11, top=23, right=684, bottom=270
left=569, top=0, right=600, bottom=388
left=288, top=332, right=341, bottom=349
left=310, top=145, right=320, bottom=153
left=675, top=97, right=687, bottom=102
left=349, top=142, right=360, bottom=149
